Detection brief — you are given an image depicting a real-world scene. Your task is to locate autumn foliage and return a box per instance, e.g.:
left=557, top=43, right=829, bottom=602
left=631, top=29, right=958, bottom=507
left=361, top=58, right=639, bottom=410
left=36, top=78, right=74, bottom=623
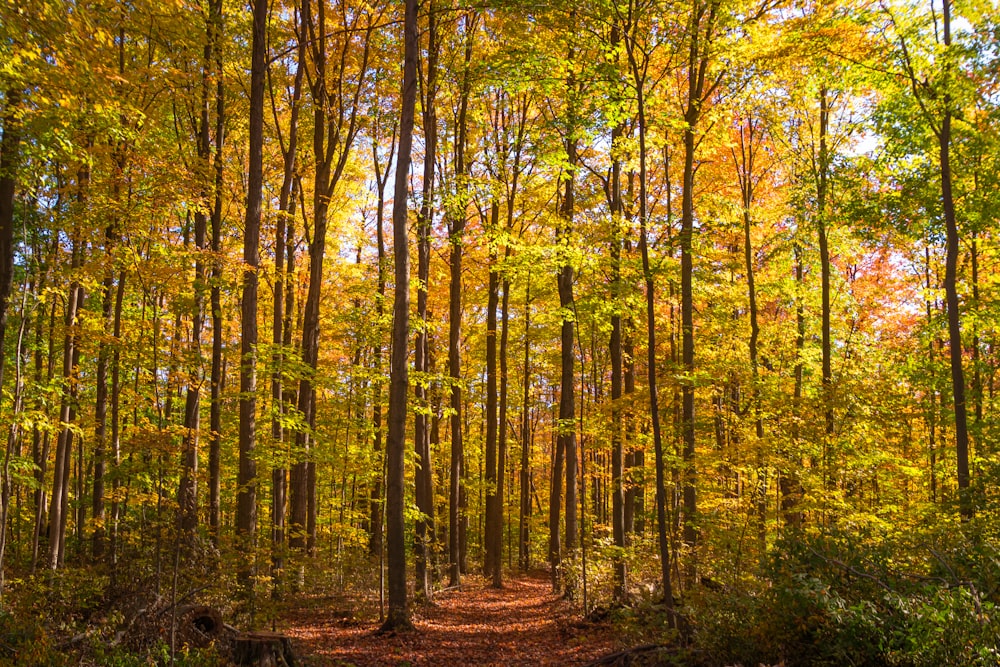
left=0, top=0, right=998, bottom=664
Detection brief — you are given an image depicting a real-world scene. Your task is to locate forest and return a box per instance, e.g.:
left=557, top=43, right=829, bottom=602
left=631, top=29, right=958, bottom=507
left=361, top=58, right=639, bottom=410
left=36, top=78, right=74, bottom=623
left=0, top=0, right=998, bottom=664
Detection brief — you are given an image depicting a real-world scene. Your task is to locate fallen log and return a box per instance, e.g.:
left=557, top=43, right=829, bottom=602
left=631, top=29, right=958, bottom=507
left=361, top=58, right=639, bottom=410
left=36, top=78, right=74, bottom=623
left=583, top=644, right=692, bottom=666
left=174, top=605, right=225, bottom=648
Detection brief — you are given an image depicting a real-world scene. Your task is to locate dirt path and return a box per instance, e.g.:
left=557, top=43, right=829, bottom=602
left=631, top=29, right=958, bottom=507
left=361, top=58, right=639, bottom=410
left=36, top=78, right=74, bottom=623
left=282, top=573, right=619, bottom=666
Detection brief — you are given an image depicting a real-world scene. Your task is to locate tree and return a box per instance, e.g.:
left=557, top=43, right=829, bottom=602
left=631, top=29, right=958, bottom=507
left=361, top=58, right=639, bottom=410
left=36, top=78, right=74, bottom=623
left=381, top=0, right=418, bottom=633
left=413, top=0, right=439, bottom=602
left=237, top=0, right=268, bottom=578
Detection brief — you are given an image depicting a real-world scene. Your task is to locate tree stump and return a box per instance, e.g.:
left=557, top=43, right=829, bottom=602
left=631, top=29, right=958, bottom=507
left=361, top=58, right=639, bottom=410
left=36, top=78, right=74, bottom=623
left=232, top=631, right=297, bottom=667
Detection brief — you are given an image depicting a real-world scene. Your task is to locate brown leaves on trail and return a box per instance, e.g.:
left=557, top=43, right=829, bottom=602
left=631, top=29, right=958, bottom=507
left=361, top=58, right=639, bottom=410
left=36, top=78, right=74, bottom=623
left=282, top=572, right=619, bottom=666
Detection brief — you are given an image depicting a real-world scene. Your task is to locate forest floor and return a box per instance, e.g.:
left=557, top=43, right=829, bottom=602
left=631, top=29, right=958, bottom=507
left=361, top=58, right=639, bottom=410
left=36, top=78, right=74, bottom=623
left=281, top=571, right=621, bottom=666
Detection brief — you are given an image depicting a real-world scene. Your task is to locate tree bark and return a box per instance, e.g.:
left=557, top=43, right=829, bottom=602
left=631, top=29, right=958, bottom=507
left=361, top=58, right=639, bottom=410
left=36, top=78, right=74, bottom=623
left=519, top=282, right=532, bottom=572
left=380, top=0, right=418, bottom=632
left=817, top=88, right=834, bottom=487
left=447, top=14, right=474, bottom=587
left=939, top=0, right=971, bottom=518
left=0, top=89, right=20, bottom=413
left=413, top=0, right=438, bottom=602
left=628, top=32, right=674, bottom=613
left=734, top=115, right=766, bottom=549
left=680, top=0, right=719, bottom=576
left=269, top=16, right=302, bottom=591
left=484, top=200, right=500, bottom=580
left=237, top=0, right=267, bottom=567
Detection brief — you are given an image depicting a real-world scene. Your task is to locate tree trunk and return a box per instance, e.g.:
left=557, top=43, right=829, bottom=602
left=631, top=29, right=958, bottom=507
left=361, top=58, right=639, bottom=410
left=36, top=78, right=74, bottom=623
left=50, top=234, right=84, bottom=570
left=519, top=282, right=532, bottom=572
left=237, top=0, right=267, bottom=570
left=630, top=40, right=674, bottom=614
left=782, top=242, right=805, bottom=528
left=0, top=89, right=20, bottom=398
left=608, top=31, right=626, bottom=599
left=92, top=222, right=118, bottom=559
left=50, top=160, right=88, bottom=570
left=734, top=115, right=766, bottom=550
left=485, top=201, right=500, bottom=581
left=413, top=0, right=438, bottom=602
left=448, top=14, right=474, bottom=587
left=939, top=0, right=970, bottom=518
left=269, top=8, right=300, bottom=594
left=679, top=0, right=719, bottom=576
left=817, top=88, right=834, bottom=487
left=380, top=0, right=418, bottom=631
left=368, top=98, right=396, bottom=561
left=495, top=273, right=510, bottom=588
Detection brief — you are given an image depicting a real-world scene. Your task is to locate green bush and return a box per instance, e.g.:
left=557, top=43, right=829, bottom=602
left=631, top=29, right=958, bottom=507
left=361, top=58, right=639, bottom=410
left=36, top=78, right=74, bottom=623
left=0, top=610, right=63, bottom=667
left=688, top=529, right=999, bottom=667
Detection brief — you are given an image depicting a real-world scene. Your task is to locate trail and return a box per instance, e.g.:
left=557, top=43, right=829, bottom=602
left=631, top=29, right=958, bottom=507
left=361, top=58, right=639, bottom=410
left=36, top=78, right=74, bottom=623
left=282, top=572, right=618, bottom=666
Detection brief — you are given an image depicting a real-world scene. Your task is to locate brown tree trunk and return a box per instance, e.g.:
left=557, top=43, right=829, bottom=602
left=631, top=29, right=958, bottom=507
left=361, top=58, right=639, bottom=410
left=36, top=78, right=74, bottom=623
left=92, top=221, right=118, bottom=559
left=939, top=0, right=970, bottom=518
left=380, top=0, right=418, bottom=631
left=608, top=26, right=627, bottom=599
left=782, top=243, right=805, bottom=528
left=556, top=40, right=579, bottom=592
left=208, top=68, right=224, bottom=543
left=495, top=272, right=510, bottom=588
left=269, top=17, right=302, bottom=591
left=0, top=90, right=19, bottom=398
left=627, top=32, right=674, bottom=612
left=447, top=14, right=475, bottom=587
left=413, top=0, right=438, bottom=602
left=519, top=282, right=532, bottom=572
left=485, top=202, right=500, bottom=581
left=680, top=0, right=719, bottom=578
left=50, top=230, right=84, bottom=570
left=368, top=101, right=396, bottom=560
left=237, top=0, right=267, bottom=569
left=291, top=0, right=373, bottom=553
left=734, top=115, right=767, bottom=550
left=817, top=88, right=834, bottom=489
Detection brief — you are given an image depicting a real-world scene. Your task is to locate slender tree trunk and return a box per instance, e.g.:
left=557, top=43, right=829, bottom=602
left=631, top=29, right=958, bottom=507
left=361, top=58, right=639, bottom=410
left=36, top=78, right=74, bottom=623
left=608, top=34, right=626, bottom=599
left=485, top=201, right=500, bottom=581
left=50, top=231, right=84, bottom=570
left=734, top=116, right=766, bottom=549
left=269, top=21, right=302, bottom=591
left=925, top=246, right=939, bottom=503
left=208, top=109, right=224, bottom=544
left=0, top=96, right=20, bottom=545
left=92, top=221, right=117, bottom=558
left=368, top=108, right=396, bottom=561
left=494, top=272, right=510, bottom=588
left=548, top=392, right=563, bottom=592
left=632, top=50, right=674, bottom=614
left=939, top=0, right=970, bottom=518
left=109, top=269, right=125, bottom=561
left=448, top=14, right=474, bottom=587
left=817, top=88, right=834, bottom=487
left=0, top=89, right=19, bottom=397
left=413, top=0, right=438, bottom=601
left=782, top=243, right=805, bottom=527
left=380, top=0, right=418, bottom=631
left=31, top=276, right=55, bottom=570
left=556, top=38, right=579, bottom=592
left=519, top=282, right=531, bottom=572
left=236, top=0, right=267, bottom=576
